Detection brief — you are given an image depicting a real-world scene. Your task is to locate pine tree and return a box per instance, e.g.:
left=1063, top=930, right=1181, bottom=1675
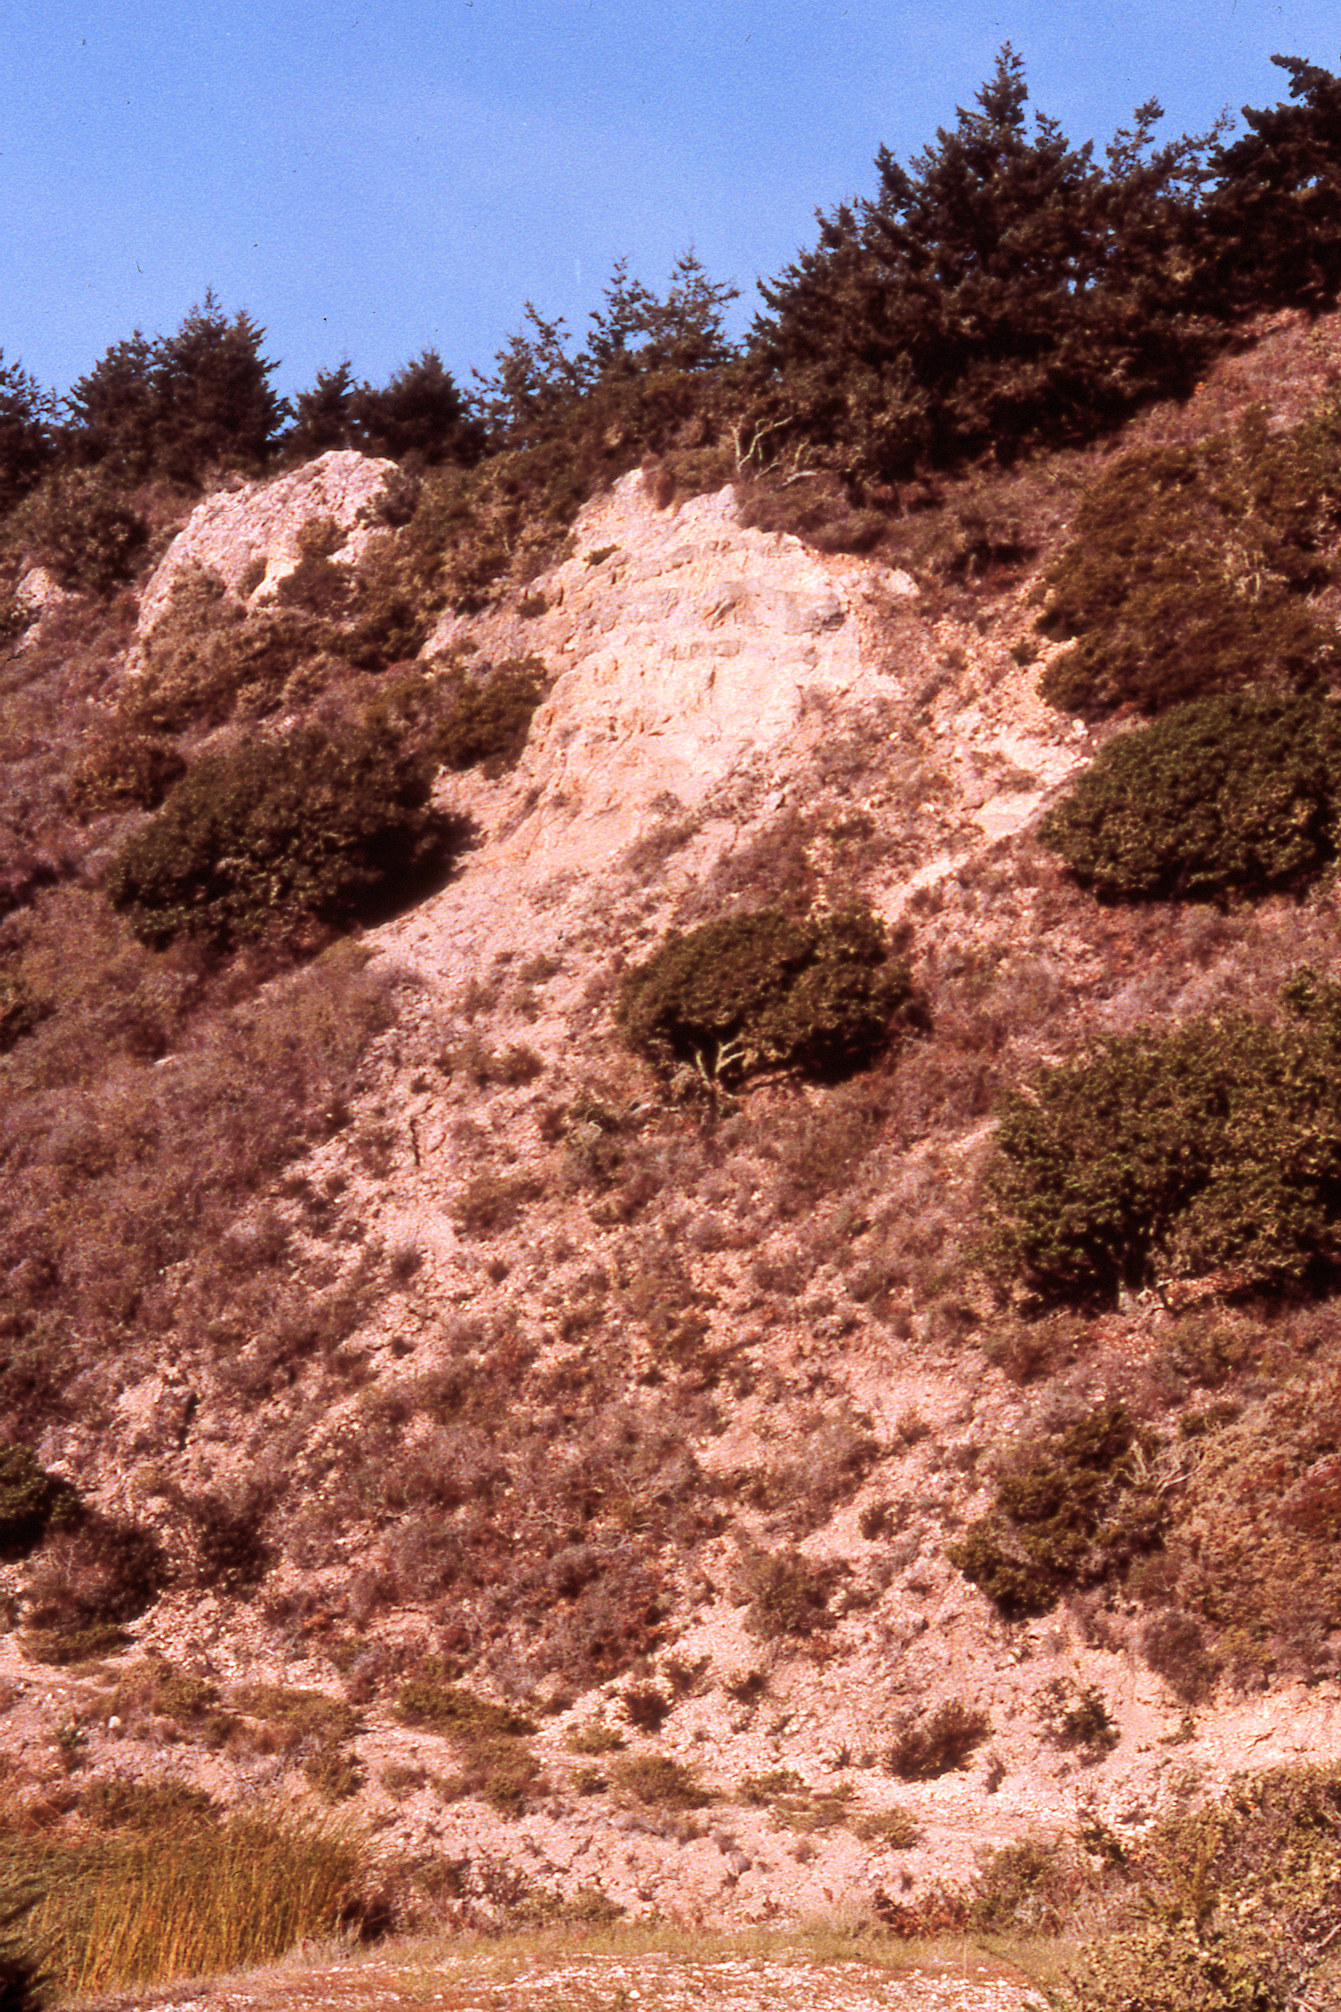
left=1196, top=52, right=1341, bottom=315
left=281, top=361, right=358, bottom=461
left=751, top=48, right=1214, bottom=481
left=65, top=332, right=158, bottom=479
left=0, top=352, right=55, bottom=514
left=477, top=252, right=739, bottom=448
left=149, top=294, right=286, bottom=480
left=348, top=349, right=483, bottom=466
left=65, top=296, right=284, bottom=484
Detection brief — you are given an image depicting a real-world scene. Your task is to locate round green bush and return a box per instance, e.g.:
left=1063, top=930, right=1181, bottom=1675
left=1039, top=688, right=1341, bottom=901
left=618, top=905, right=911, bottom=1086
left=107, top=719, right=452, bottom=947
left=11, top=466, right=147, bottom=595
left=981, top=977, right=1341, bottom=1303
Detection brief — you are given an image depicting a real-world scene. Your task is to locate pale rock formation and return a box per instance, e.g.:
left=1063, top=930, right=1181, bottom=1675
left=135, top=449, right=399, bottom=638
left=15, top=565, right=75, bottom=620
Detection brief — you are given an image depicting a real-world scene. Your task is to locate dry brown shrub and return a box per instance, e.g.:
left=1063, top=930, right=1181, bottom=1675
left=0, top=923, right=396, bottom=1431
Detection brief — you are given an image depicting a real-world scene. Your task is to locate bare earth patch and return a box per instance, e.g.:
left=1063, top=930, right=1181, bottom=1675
left=84, top=1945, right=1045, bottom=2012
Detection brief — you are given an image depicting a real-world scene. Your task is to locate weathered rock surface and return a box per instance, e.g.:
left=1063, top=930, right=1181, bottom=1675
left=135, top=448, right=399, bottom=635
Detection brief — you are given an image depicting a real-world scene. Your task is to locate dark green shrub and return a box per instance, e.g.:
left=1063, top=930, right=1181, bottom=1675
left=1059, top=1763, right=1341, bottom=2012
left=887, top=1699, right=991, bottom=1781
left=0, top=1446, right=77, bottom=1558
left=70, top=729, right=186, bottom=817
left=980, top=979, right=1341, bottom=1303
left=433, top=656, right=548, bottom=772
left=1038, top=414, right=1341, bottom=718
left=1039, top=688, right=1341, bottom=901
left=106, top=718, right=451, bottom=947
left=950, top=1407, right=1161, bottom=1618
left=611, top=1753, right=712, bottom=1810
left=9, top=468, right=146, bottom=595
left=619, top=905, right=911, bottom=1087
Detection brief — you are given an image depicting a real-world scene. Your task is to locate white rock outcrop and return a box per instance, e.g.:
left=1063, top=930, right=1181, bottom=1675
left=135, top=449, right=399, bottom=637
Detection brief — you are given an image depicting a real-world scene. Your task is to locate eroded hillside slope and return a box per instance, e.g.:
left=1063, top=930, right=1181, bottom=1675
left=6, top=312, right=1341, bottom=1960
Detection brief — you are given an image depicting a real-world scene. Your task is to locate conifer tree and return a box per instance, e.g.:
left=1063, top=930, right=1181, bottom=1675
left=751, top=48, right=1214, bottom=481
left=1196, top=52, right=1341, bottom=315
left=0, top=352, right=55, bottom=514
left=65, top=295, right=284, bottom=484
left=282, top=362, right=358, bottom=460
left=348, top=349, right=483, bottom=466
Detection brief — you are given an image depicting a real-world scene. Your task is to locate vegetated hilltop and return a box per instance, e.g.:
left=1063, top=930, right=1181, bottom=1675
left=8, top=47, right=1341, bottom=2011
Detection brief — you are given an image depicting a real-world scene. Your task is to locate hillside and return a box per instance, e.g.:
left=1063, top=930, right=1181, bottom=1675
left=5, top=291, right=1341, bottom=2007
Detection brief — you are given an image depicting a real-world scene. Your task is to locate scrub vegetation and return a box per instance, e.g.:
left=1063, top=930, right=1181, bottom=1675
left=4, top=40, right=1341, bottom=2005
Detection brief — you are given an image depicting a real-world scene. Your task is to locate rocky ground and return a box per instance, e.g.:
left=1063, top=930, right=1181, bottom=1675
left=88, top=1944, right=1045, bottom=2012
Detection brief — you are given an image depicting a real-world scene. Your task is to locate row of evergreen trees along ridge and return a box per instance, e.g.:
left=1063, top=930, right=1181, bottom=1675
left=5, top=45, right=1341, bottom=514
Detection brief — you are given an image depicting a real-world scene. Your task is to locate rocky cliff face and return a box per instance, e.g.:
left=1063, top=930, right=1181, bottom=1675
left=7, top=320, right=1341, bottom=1938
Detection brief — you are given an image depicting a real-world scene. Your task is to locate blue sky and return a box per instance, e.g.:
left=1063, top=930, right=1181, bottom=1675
left=5, top=0, right=1339, bottom=405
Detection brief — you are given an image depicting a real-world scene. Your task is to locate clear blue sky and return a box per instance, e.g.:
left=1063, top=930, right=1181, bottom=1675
left=5, top=0, right=1339, bottom=405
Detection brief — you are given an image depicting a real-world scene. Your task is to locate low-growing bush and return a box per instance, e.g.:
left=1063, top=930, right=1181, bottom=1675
left=394, top=1675, right=535, bottom=1740
left=0, top=971, right=40, bottom=1056
left=9, top=467, right=147, bottom=595
left=1038, top=411, right=1341, bottom=718
left=70, top=729, right=186, bottom=817
left=1139, top=1608, right=1219, bottom=1704
left=229, top=1683, right=358, bottom=1752
left=619, top=905, right=912, bottom=1089
left=1058, top=1764, right=1341, bottom=2012
left=738, top=1771, right=856, bottom=1833
left=449, top=1169, right=540, bottom=1238
left=130, top=569, right=321, bottom=731
left=1140, top=1358, right=1341, bottom=1679
left=25, top=1509, right=166, bottom=1641
left=950, top=1406, right=1163, bottom=1619
left=433, top=655, right=548, bottom=773
left=981, top=977, right=1341, bottom=1303
left=887, top=1699, right=991, bottom=1781
left=854, top=1806, right=923, bottom=1849
left=0, top=1446, right=78, bottom=1558
left=611, top=1753, right=712, bottom=1810
left=393, top=1673, right=540, bottom=1814
left=969, top=1836, right=1086, bottom=1936
left=1039, top=689, right=1341, bottom=903
left=1047, top=1682, right=1121, bottom=1756
left=106, top=717, right=454, bottom=947
left=736, top=1546, right=840, bottom=1639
